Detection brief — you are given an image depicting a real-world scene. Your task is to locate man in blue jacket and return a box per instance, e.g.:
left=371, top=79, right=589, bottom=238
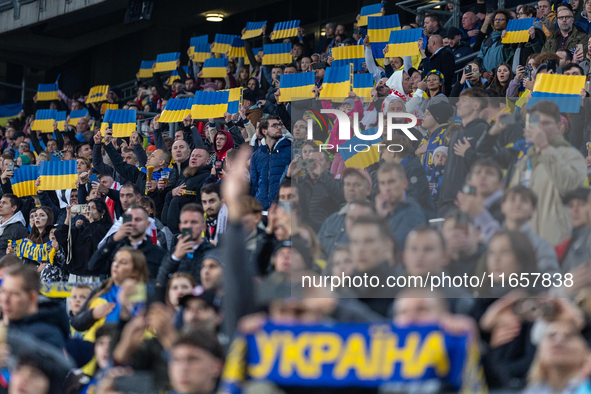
left=250, top=116, right=292, bottom=209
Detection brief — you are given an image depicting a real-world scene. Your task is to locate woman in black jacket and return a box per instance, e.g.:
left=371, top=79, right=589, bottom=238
left=54, top=198, right=112, bottom=279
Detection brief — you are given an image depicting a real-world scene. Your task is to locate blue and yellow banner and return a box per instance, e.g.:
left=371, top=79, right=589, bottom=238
left=529, top=73, right=586, bottom=113
left=11, top=165, right=40, bottom=198
left=332, top=45, right=365, bottom=71
left=86, top=85, right=109, bottom=104
left=212, top=34, right=238, bottom=54
left=9, top=239, right=55, bottom=264
left=154, top=52, right=180, bottom=73
left=271, top=20, right=300, bottom=39
left=37, top=83, right=59, bottom=101
left=167, top=66, right=189, bottom=85
left=229, top=36, right=247, bottom=59
left=190, top=87, right=242, bottom=119
left=55, top=111, right=67, bottom=131
left=502, top=18, right=534, bottom=44
left=352, top=73, right=374, bottom=101
left=159, top=98, right=192, bottom=123
left=39, top=160, right=77, bottom=191
left=219, top=322, right=486, bottom=394
left=138, top=60, right=155, bottom=79
left=31, top=109, right=57, bottom=133
left=41, top=281, right=100, bottom=298
left=189, top=35, right=210, bottom=63
left=0, top=103, right=22, bottom=127
left=339, top=126, right=381, bottom=167
left=242, top=21, right=267, bottom=40
left=100, top=109, right=137, bottom=137
left=262, top=43, right=292, bottom=65
left=368, top=15, right=401, bottom=64
left=101, top=103, right=118, bottom=114
left=319, top=64, right=352, bottom=100
left=279, top=72, right=315, bottom=102
left=358, top=3, right=383, bottom=27
left=387, top=28, right=423, bottom=57
left=202, top=58, right=228, bottom=78
left=68, top=109, right=89, bottom=126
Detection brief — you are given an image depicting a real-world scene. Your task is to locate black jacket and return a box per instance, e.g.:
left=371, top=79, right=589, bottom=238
left=156, top=240, right=215, bottom=287
left=87, top=235, right=168, bottom=279
left=104, top=143, right=147, bottom=192
left=9, top=298, right=69, bottom=349
left=439, top=118, right=490, bottom=210
left=54, top=221, right=111, bottom=276
left=420, top=47, right=456, bottom=96
left=402, top=154, right=436, bottom=219
left=0, top=219, right=28, bottom=259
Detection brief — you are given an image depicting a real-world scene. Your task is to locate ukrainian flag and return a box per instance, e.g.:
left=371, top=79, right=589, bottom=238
left=368, top=15, right=401, bottom=63
left=339, top=126, right=381, bottom=168
left=138, top=60, right=155, bottom=79
left=159, top=98, right=192, bottom=123
left=271, top=20, right=300, bottom=39
left=279, top=72, right=315, bottom=102
left=229, top=36, right=247, bottom=59
left=0, top=103, right=22, bottom=127
left=352, top=73, right=374, bottom=101
left=11, top=165, right=39, bottom=198
left=262, top=43, right=292, bottom=65
left=387, top=28, right=423, bottom=57
left=212, top=34, right=238, bottom=54
left=37, top=84, right=59, bottom=101
left=154, top=52, right=180, bottom=73
left=502, top=18, right=534, bottom=44
left=100, top=109, right=137, bottom=138
left=190, top=88, right=242, bottom=119
left=332, top=45, right=365, bottom=71
left=528, top=73, right=586, bottom=113
left=101, top=103, right=118, bottom=114
left=86, top=85, right=109, bottom=104
left=242, top=21, right=267, bottom=40
left=202, top=58, right=228, bottom=78
left=32, top=110, right=57, bottom=133
left=189, top=35, right=210, bottom=63
left=39, top=160, right=77, bottom=191
left=167, top=66, right=189, bottom=85
left=319, top=64, right=352, bottom=100
left=68, top=109, right=89, bottom=126
left=55, top=111, right=67, bottom=131
left=358, top=3, right=383, bottom=27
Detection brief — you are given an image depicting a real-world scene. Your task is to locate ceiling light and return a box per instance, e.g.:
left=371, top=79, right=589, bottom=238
left=206, top=13, right=224, bottom=22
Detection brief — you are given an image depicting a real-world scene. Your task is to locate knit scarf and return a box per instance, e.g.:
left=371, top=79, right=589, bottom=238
left=526, top=135, right=571, bottom=168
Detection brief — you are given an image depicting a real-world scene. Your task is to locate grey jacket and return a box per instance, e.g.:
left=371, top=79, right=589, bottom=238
left=561, top=226, right=591, bottom=274
left=520, top=222, right=560, bottom=275
left=317, top=205, right=348, bottom=258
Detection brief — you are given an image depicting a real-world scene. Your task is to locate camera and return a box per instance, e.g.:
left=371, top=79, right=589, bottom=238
left=71, top=204, right=88, bottom=214
left=296, top=158, right=315, bottom=170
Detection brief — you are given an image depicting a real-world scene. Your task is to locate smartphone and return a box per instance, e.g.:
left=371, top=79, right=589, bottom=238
left=7, top=162, right=14, bottom=171
left=214, top=160, right=223, bottom=172
left=113, top=372, right=155, bottom=393
left=296, top=158, right=315, bottom=170
left=500, top=113, right=517, bottom=125
left=524, top=66, right=533, bottom=81
left=546, top=59, right=556, bottom=73
left=454, top=210, right=471, bottom=234
left=128, top=282, right=147, bottom=304
left=578, top=43, right=584, bottom=53
left=461, top=185, right=477, bottom=195
left=464, top=64, right=472, bottom=74
left=527, top=113, right=540, bottom=128
left=278, top=200, right=292, bottom=214
left=108, top=120, right=113, bottom=130
left=71, top=204, right=88, bottom=214
left=122, top=214, right=132, bottom=224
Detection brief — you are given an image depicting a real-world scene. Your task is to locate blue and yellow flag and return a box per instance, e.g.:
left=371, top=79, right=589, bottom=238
left=242, top=21, right=267, bottom=40
left=528, top=73, right=586, bottom=113
left=0, top=103, right=22, bottom=127
left=279, top=72, right=315, bottom=102
left=202, top=58, right=228, bottom=78
left=37, top=83, right=58, bottom=101
left=41, top=281, right=100, bottom=298
left=271, top=20, right=300, bottom=39
left=68, top=109, right=89, bottom=126
left=368, top=15, right=401, bottom=64
left=9, top=239, right=55, bottom=264
left=332, top=45, right=365, bottom=71
left=55, top=111, right=67, bottom=131
left=387, top=28, right=423, bottom=57
left=212, top=34, right=238, bottom=54
left=138, top=60, right=155, bottom=79
left=100, top=109, right=137, bottom=137
left=229, top=37, right=247, bottom=59
left=154, top=52, right=180, bottom=73
left=39, top=160, right=77, bottom=191
left=358, top=3, right=383, bottom=27
left=262, top=43, right=292, bottom=65
left=319, top=64, right=352, bottom=100
left=339, top=126, right=381, bottom=168
left=167, top=66, right=189, bottom=85
left=219, top=322, right=487, bottom=394
left=502, top=18, right=534, bottom=44
left=189, top=35, right=210, bottom=62
left=31, top=109, right=57, bottom=133
left=190, top=88, right=242, bottom=119
left=86, top=85, right=109, bottom=104
left=101, top=103, right=118, bottom=114
left=159, top=98, right=192, bottom=123
left=352, top=73, right=374, bottom=101
left=11, top=165, right=40, bottom=198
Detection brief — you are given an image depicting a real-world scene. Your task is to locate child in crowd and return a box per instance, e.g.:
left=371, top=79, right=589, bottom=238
left=429, top=146, right=448, bottom=208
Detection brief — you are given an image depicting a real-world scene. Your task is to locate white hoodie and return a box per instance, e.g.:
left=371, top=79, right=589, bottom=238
left=0, top=211, right=26, bottom=237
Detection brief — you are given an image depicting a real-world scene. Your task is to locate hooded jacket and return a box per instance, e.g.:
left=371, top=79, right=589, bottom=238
left=542, top=25, right=588, bottom=55
left=576, top=10, right=591, bottom=34
left=0, top=211, right=28, bottom=258
left=475, top=30, right=505, bottom=72
left=213, top=129, right=234, bottom=161
left=9, top=298, right=69, bottom=349
left=250, top=137, right=292, bottom=210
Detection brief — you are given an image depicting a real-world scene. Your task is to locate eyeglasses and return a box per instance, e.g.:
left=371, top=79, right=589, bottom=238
left=557, top=15, right=574, bottom=20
